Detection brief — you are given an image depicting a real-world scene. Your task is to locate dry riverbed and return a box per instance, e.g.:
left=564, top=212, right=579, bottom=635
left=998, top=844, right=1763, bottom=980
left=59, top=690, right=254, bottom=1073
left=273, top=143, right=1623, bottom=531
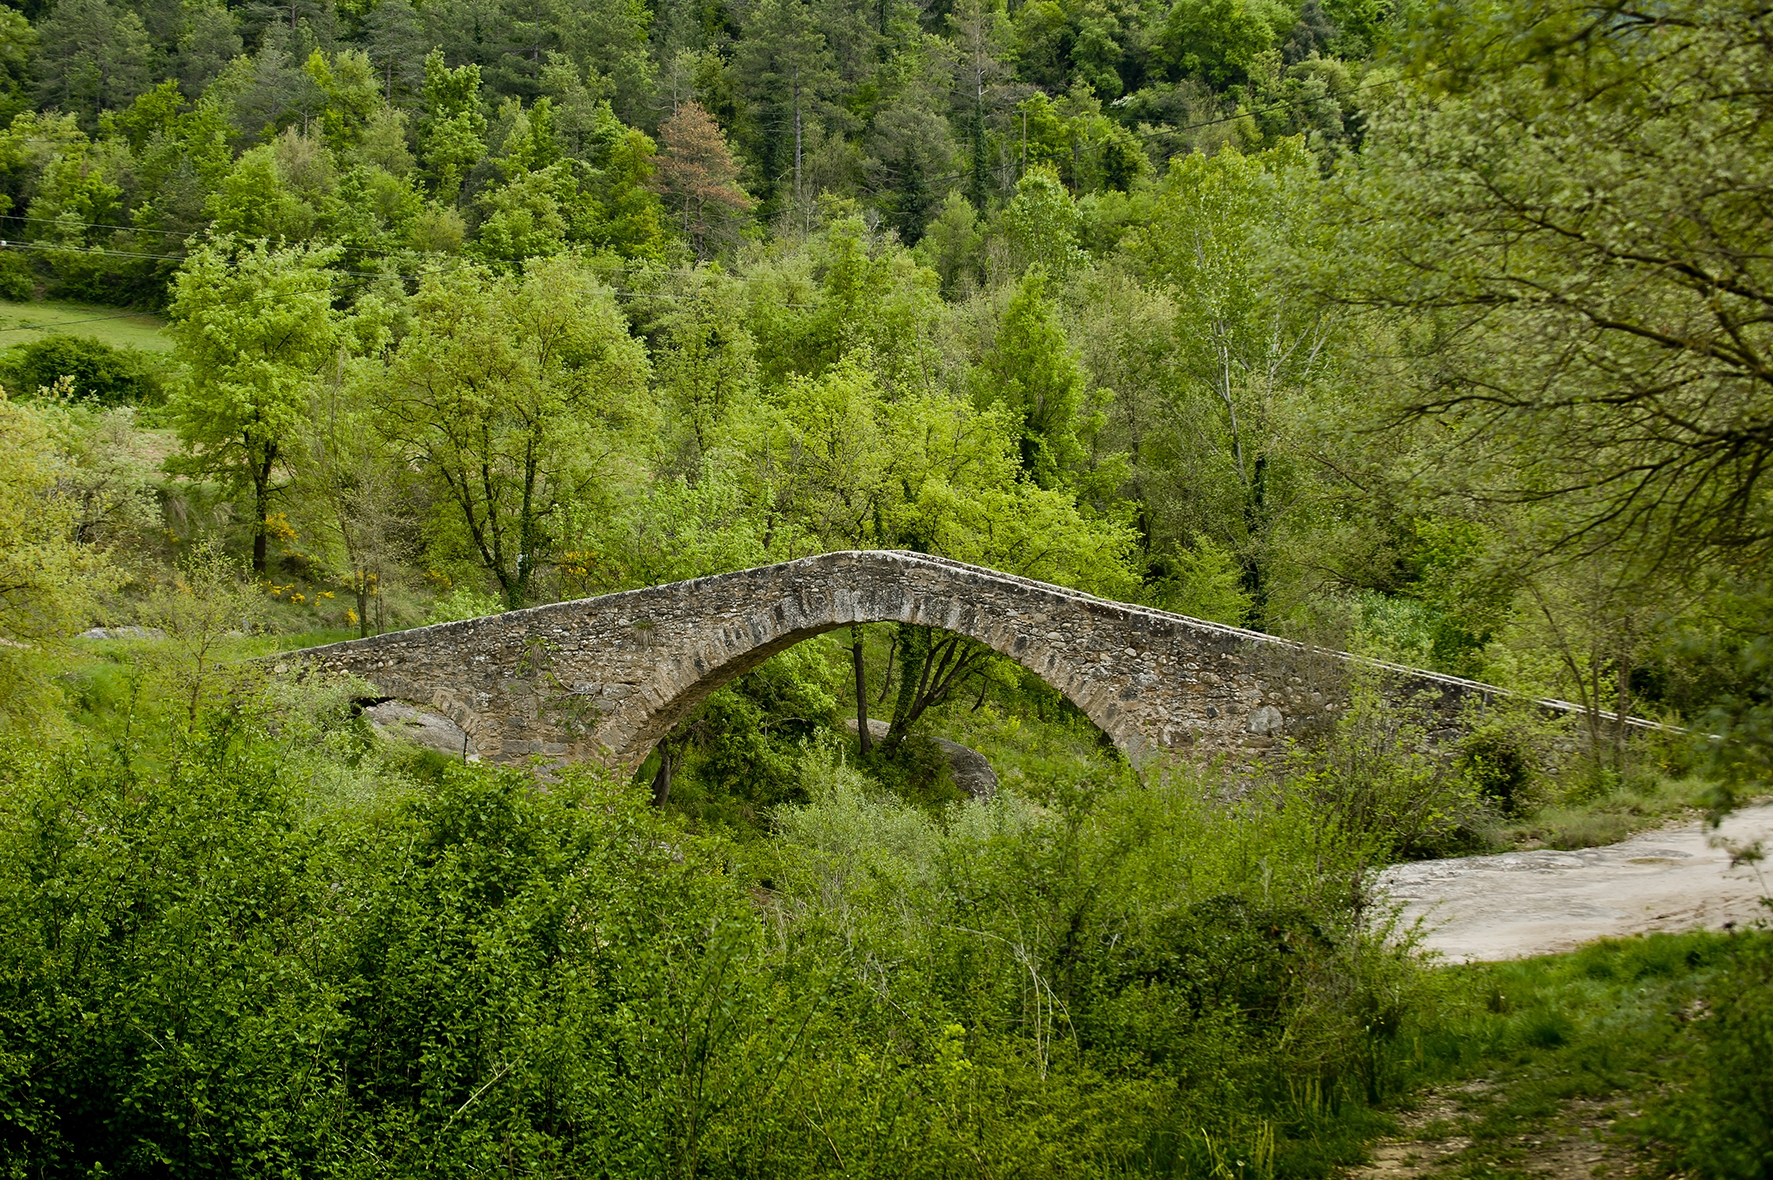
left=1378, top=804, right=1773, bottom=962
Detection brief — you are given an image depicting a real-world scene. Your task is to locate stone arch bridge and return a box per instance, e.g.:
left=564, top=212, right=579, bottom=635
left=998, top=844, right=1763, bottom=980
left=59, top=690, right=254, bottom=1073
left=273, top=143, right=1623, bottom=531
left=291, top=550, right=1501, bottom=770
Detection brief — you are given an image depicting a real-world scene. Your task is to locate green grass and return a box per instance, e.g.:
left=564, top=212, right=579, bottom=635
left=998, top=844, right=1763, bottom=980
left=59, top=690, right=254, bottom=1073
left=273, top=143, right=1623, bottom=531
left=243, top=627, right=365, bottom=654
left=1487, top=772, right=1717, bottom=852
left=1375, top=930, right=1761, bottom=1176
left=0, top=297, right=172, bottom=352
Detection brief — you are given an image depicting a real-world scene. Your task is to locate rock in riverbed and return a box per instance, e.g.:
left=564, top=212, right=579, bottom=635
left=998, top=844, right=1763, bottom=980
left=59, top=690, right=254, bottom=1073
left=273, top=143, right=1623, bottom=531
left=363, top=700, right=480, bottom=762
left=846, top=718, right=998, bottom=799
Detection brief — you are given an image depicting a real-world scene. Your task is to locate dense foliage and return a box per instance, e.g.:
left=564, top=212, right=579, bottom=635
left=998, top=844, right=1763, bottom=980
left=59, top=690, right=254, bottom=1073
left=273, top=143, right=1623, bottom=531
left=0, top=682, right=1410, bottom=1177
left=0, top=0, right=1768, bottom=1173
left=0, top=0, right=1763, bottom=768
left=0, top=0, right=1379, bottom=289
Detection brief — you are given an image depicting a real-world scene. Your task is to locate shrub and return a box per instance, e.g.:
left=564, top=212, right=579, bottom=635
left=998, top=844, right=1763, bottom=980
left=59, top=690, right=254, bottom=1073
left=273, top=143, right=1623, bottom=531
left=0, top=250, right=35, bottom=300
left=1655, top=930, right=1773, bottom=1178
left=422, top=582, right=504, bottom=623
left=0, top=335, right=164, bottom=406
left=0, top=687, right=1430, bottom=1179
left=0, top=715, right=745, bottom=1178
left=1461, top=724, right=1534, bottom=815
left=1294, top=676, right=1483, bottom=863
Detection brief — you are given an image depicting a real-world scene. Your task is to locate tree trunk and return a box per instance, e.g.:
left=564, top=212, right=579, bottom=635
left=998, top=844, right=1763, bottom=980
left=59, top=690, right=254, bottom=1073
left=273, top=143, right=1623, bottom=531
left=877, top=629, right=897, bottom=703
left=251, top=440, right=277, bottom=575
left=885, top=623, right=929, bottom=750
left=884, top=630, right=987, bottom=753
left=651, top=737, right=683, bottom=807
left=1241, top=453, right=1268, bottom=629
left=852, top=624, right=872, bottom=756
left=969, top=101, right=987, bottom=210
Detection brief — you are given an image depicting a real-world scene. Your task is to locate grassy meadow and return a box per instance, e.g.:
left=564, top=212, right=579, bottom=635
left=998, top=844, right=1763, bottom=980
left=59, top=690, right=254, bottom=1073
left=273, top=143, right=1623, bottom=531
left=0, top=297, right=172, bottom=352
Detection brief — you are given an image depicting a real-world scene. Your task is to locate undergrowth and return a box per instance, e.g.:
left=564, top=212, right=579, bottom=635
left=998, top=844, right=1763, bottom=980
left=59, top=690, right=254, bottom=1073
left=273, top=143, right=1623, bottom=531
left=1365, top=929, right=1773, bottom=1178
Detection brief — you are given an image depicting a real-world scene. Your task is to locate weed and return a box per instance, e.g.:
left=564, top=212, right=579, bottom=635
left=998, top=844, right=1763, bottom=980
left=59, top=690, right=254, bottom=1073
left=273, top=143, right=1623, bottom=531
left=1365, top=932, right=1753, bottom=1177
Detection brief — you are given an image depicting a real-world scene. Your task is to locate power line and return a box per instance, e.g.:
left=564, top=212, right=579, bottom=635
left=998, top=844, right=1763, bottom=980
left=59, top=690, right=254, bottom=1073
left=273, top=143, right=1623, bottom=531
left=0, top=237, right=432, bottom=282
left=0, top=242, right=811, bottom=333
left=0, top=239, right=194, bottom=264
left=4, top=62, right=1444, bottom=258
left=1122, top=63, right=1448, bottom=141
left=0, top=240, right=426, bottom=337
left=0, top=213, right=197, bottom=239
left=0, top=65, right=1447, bottom=304
left=862, top=64, right=1448, bottom=197
left=0, top=232, right=735, bottom=290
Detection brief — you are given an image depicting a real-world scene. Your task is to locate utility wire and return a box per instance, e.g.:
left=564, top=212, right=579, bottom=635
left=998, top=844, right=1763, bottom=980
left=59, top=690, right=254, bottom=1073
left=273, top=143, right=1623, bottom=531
left=0, top=214, right=197, bottom=238
left=0, top=240, right=421, bottom=336
left=862, top=63, right=1449, bottom=196
left=1122, top=63, right=1449, bottom=140
left=0, top=236, right=433, bottom=282
left=0, top=241, right=812, bottom=330
left=0, top=62, right=1451, bottom=314
left=0, top=234, right=748, bottom=294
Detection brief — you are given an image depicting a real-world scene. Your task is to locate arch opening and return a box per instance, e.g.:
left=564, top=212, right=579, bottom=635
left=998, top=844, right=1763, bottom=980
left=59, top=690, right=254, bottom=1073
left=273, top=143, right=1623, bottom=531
left=629, top=614, right=1126, bottom=813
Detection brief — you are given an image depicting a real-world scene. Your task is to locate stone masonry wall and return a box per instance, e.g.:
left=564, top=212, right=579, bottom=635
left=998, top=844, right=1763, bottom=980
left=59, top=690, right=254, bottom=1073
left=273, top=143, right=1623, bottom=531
left=289, top=550, right=1500, bottom=770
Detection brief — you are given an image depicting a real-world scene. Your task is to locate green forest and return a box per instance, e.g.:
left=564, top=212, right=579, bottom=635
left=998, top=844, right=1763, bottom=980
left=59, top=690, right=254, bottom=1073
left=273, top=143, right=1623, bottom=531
left=1, top=0, right=1771, bottom=1173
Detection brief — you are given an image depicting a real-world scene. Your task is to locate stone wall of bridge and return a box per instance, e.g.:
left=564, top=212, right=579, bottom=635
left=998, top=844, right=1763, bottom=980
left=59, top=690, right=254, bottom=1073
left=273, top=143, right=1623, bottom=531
left=288, top=550, right=1496, bottom=770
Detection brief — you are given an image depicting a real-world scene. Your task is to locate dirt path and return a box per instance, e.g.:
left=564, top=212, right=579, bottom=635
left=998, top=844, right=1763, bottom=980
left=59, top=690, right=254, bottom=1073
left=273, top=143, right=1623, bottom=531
left=1344, top=1085, right=1652, bottom=1180
left=1377, top=804, right=1773, bottom=962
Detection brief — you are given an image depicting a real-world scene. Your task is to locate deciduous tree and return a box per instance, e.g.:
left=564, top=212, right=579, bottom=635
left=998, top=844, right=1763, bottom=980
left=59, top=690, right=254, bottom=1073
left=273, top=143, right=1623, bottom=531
left=1128, top=141, right=1331, bottom=624
left=0, top=390, right=117, bottom=721
left=1330, top=0, right=1773, bottom=570
left=373, top=256, right=653, bottom=609
left=165, top=239, right=342, bottom=574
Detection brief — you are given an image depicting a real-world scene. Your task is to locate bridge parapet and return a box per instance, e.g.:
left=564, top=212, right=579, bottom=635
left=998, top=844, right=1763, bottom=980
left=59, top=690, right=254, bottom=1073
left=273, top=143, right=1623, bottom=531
left=290, top=550, right=1497, bottom=770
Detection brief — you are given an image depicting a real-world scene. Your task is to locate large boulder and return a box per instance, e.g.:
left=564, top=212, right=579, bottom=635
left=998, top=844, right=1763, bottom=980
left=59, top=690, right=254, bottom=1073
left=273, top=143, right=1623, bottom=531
left=846, top=717, right=998, bottom=800
left=363, top=700, right=480, bottom=761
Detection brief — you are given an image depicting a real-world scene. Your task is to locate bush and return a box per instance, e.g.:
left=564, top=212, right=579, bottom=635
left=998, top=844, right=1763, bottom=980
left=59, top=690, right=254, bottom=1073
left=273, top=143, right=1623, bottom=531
left=0, top=715, right=744, bottom=1178
left=1294, top=676, right=1484, bottom=862
left=0, top=250, right=35, bottom=300
left=0, top=685, right=1431, bottom=1179
left=1076, top=893, right=1333, bottom=1075
left=1655, top=930, right=1773, bottom=1178
left=422, top=582, right=504, bottom=622
left=0, top=335, right=164, bottom=405
left=657, top=639, right=843, bottom=828
left=1461, top=724, right=1534, bottom=815
left=860, top=729, right=963, bottom=808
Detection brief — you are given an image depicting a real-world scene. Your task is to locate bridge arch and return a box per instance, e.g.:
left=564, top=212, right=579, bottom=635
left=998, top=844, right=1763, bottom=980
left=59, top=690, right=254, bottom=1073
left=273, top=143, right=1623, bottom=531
left=606, top=567, right=1132, bottom=771
left=295, top=550, right=1484, bottom=770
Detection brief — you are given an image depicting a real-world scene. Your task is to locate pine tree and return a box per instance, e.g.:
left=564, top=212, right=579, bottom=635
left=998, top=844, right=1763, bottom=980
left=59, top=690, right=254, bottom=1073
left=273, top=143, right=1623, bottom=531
left=32, top=0, right=152, bottom=129
left=654, top=101, right=752, bottom=258
left=732, top=0, right=838, bottom=221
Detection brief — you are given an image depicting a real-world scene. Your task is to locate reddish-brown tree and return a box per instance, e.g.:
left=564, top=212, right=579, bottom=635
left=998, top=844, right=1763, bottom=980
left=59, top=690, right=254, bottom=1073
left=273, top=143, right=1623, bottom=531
left=654, top=101, right=753, bottom=258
